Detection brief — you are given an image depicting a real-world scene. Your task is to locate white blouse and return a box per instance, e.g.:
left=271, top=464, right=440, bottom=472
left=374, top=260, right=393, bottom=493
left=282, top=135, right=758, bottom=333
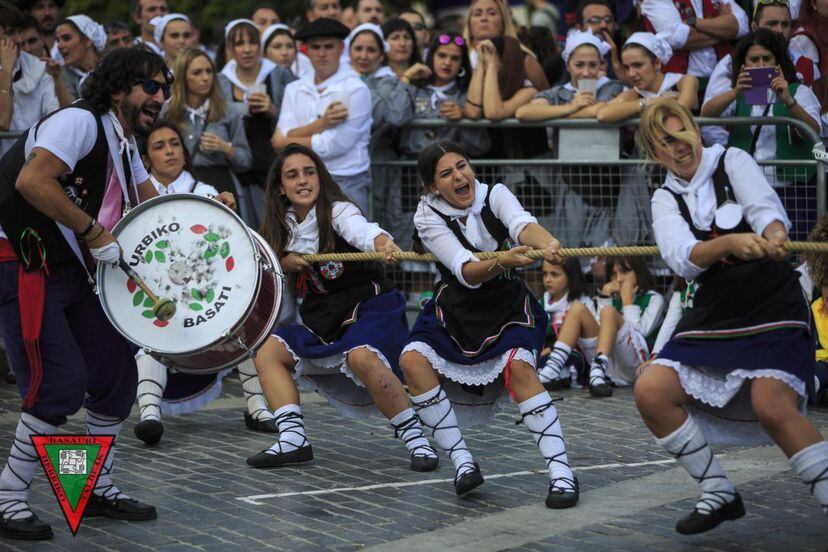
left=651, top=144, right=790, bottom=281
left=150, top=170, right=218, bottom=197
left=413, top=182, right=537, bottom=289
left=285, top=201, right=389, bottom=254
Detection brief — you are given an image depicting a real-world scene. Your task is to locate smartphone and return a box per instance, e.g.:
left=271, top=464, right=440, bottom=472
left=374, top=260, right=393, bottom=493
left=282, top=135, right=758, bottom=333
left=743, top=67, right=777, bottom=106
left=578, top=78, right=598, bottom=95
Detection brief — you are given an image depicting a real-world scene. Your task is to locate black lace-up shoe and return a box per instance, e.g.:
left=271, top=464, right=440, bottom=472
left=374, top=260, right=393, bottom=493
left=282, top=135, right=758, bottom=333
left=247, top=445, right=314, bottom=468
left=675, top=492, right=745, bottom=534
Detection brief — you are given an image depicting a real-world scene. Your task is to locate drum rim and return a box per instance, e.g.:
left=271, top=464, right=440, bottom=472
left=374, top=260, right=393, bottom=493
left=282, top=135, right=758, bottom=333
left=96, top=194, right=262, bottom=355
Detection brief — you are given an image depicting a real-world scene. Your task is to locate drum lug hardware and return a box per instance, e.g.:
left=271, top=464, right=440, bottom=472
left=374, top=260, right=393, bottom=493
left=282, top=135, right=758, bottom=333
left=222, top=330, right=247, bottom=351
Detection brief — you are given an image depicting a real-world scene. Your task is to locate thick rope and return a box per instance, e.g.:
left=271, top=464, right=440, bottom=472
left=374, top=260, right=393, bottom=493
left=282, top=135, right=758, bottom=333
left=300, top=241, right=828, bottom=263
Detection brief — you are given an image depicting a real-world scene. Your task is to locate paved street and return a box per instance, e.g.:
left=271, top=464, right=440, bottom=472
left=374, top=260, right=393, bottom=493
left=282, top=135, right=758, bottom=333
left=0, top=377, right=825, bottom=551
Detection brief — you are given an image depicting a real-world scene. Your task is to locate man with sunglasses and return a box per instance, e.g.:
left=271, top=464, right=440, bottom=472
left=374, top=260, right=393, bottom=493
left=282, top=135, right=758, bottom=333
left=0, top=47, right=198, bottom=541
left=400, top=8, right=429, bottom=60
left=575, top=0, right=625, bottom=82
left=701, top=0, right=818, bottom=144
left=642, top=0, right=749, bottom=85
left=273, top=18, right=373, bottom=212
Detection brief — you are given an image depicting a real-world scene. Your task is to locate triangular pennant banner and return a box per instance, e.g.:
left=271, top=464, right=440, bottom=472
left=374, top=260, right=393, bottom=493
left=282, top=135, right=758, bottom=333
left=31, top=435, right=114, bottom=535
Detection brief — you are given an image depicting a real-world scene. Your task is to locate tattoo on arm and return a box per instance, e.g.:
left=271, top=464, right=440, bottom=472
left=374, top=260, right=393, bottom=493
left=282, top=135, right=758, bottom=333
left=23, top=152, right=36, bottom=168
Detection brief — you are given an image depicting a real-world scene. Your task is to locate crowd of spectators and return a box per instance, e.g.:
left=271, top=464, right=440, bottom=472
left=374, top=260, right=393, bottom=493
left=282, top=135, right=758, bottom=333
left=0, top=0, right=825, bottom=247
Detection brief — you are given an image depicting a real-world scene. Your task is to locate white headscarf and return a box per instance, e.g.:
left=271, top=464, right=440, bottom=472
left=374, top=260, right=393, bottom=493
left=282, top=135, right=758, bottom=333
left=562, top=29, right=611, bottom=64
left=261, top=23, right=292, bottom=50
left=346, top=23, right=390, bottom=54
left=66, top=15, right=106, bottom=53
left=224, top=18, right=256, bottom=40
left=150, top=13, right=192, bottom=45
left=624, top=32, right=673, bottom=66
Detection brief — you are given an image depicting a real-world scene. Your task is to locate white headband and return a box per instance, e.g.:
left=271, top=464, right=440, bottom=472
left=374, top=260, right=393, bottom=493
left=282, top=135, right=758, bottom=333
left=562, top=29, right=610, bottom=64
left=261, top=23, right=292, bottom=50
left=150, top=13, right=192, bottom=45
left=624, top=32, right=673, bottom=66
left=346, top=23, right=390, bottom=53
left=66, top=15, right=106, bottom=53
left=225, top=18, right=256, bottom=40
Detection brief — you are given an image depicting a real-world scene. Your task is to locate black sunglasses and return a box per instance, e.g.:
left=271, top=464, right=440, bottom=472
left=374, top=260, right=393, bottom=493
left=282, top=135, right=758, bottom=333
left=134, top=78, right=171, bottom=100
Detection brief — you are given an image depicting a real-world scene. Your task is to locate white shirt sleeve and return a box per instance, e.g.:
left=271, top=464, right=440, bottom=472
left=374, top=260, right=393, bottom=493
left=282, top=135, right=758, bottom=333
left=331, top=201, right=390, bottom=252
left=641, top=0, right=690, bottom=49
left=790, top=35, right=820, bottom=65
left=703, top=56, right=733, bottom=108
left=724, top=147, right=791, bottom=235
left=487, top=184, right=538, bottom=243
left=623, top=291, right=665, bottom=338
left=724, top=0, right=750, bottom=38
left=793, top=85, right=822, bottom=130
left=652, top=291, right=683, bottom=355
left=193, top=182, right=220, bottom=197
left=129, top=140, right=150, bottom=185
left=413, top=202, right=480, bottom=289
left=40, top=74, right=59, bottom=115
left=29, top=108, right=97, bottom=171
left=276, top=82, right=300, bottom=134
left=651, top=188, right=706, bottom=281
left=311, top=84, right=372, bottom=159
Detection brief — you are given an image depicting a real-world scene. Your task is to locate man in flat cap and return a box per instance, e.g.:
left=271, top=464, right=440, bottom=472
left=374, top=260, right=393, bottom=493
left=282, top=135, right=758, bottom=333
left=272, top=18, right=373, bottom=212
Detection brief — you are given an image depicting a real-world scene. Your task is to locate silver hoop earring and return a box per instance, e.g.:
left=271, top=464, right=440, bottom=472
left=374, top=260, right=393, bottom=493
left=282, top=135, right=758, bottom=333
left=458, top=67, right=467, bottom=78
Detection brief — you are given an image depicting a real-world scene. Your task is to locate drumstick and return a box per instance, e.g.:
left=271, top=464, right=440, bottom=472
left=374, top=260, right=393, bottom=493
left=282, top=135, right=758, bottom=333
left=118, top=259, right=177, bottom=322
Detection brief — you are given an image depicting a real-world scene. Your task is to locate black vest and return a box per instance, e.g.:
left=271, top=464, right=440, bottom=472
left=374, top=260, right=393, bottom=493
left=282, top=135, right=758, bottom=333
left=0, top=103, right=110, bottom=271
left=298, top=232, right=391, bottom=343
left=414, top=186, right=537, bottom=356
left=665, top=151, right=809, bottom=337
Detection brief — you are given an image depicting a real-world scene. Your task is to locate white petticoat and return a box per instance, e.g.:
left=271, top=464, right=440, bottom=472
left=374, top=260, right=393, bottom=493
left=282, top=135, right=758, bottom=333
left=275, top=335, right=391, bottom=419
left=402, top=341, right=537, bottom=427
left=657, top=358, right=808, bottom=446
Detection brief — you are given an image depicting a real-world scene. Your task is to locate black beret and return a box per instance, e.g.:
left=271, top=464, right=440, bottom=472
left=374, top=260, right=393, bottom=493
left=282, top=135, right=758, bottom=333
left=295, top=17, right=349, bottom=41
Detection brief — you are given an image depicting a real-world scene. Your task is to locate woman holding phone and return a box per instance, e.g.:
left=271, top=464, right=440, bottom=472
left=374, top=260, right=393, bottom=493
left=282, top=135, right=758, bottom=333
left=701, top=29, right=820, bottom=239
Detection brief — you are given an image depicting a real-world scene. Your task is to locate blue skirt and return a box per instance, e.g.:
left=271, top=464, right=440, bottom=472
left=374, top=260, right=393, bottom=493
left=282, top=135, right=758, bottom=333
left=275, top=289, right=409, bottom=376
left=407, top=295, right=548, bottom=366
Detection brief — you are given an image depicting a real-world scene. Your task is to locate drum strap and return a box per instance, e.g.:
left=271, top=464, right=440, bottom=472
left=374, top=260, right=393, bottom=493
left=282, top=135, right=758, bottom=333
left=0, top=237, right=47, bottom=409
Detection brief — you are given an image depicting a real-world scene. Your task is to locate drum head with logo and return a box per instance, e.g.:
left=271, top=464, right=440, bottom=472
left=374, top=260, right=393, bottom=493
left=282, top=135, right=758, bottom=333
left=98, top=195, right=259, bottom=355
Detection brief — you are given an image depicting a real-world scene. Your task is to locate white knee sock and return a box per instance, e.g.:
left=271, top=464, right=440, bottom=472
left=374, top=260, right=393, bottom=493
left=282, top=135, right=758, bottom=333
left=389, top=407, right=437, bottom=459
left=136, top=355, right=167, bottom=422
left=656, top=415, right=735, bottom=514
left=519, top=392, right=576, bottom=491
left=86, top=411, right=128, bottom=500
left=411, top=385, right=475, bottom=477
left=790, top=440, right=828, bottom=516
left=538, top=343, right=571, bottom=384
left=238, top=359, right=274, bottom=421
left=589, top=353, right=609, bottom=387
left=266, top=404, right=308, bottom=455
left=0, top=413, right=57, bottom=521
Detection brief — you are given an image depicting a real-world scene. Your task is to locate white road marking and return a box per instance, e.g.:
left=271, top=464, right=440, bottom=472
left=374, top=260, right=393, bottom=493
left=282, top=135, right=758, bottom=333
left=236, top=458, right=677, bottom=505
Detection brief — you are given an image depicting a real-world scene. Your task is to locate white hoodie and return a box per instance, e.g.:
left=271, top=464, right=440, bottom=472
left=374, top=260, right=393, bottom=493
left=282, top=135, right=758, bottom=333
left=1, top=51, right=59, bottom=157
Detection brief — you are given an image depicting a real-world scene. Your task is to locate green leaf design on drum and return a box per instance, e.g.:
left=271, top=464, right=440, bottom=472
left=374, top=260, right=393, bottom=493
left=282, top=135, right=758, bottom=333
left=145, top=250, right=153, bottom=264
left=204, top=232, right=221, bottom=243
left=156, top=240, right=169, bottom=249
left=205, top=289, right=215, bottom=303
left=154, top=250, right=166, bottom=263
left=204, top=244, right=219, bottom=260
left=141, top=310, right=155, bottom=319
left=133, top=290, right=145, bottom=307
left=191, top=288, right=204, bottom=301
left=143, top=297, right=154, bottom=308
left=189, top=302, right=203, bottom=311
left=219, top=241, right=230, bottom=259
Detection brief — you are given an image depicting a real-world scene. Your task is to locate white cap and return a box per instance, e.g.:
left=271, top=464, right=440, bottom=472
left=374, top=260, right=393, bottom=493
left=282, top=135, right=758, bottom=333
left=150, top=13, right=192, bottom=46
left=224, top=18, right=256, bottom=40
left=261, top=23, right=292, bottom=50
left=624, top=32, right=673, bottom=66
left=562, top=28, right=610, bottom=64
left=346, top=22, right=390, bottom=53
left=66, top=15, right=106, bottom=52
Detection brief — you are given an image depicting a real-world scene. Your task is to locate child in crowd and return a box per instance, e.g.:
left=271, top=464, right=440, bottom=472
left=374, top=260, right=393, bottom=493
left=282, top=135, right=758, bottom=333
left=538, top=258, right=597, bottom=390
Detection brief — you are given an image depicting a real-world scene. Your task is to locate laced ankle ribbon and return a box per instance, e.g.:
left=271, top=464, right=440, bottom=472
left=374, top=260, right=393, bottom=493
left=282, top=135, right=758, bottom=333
left=86, top=414, right=127, bottom=501
left=412, top=385, right=474, bottom=478
left=589, top=356, right=609, bottom=387
left=803, top=464, right=828, bottom=514
left=270, top=410, right=309, bottom=453
left=672, top=440, right=735, bottom=514
left=519, top=401, right=576, bottom=493
left=392, top=412, right=437, bottom=459
left=0, top=417, right=41, bottom=521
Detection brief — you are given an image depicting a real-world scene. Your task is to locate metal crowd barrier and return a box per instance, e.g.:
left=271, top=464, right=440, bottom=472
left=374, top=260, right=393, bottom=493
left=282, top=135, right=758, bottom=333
left=371, top=116, right=826, bottom=306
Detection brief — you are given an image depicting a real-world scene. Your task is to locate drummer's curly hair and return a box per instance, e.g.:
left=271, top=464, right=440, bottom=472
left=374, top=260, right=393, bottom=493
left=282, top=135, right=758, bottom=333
left=261, top=143, right=355, bottom=258
left=81, top=47, right=172, bottom=115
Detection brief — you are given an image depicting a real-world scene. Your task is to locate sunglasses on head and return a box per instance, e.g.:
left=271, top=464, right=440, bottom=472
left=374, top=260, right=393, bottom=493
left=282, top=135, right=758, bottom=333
left=438, top=34, right=465, bottom=47
left=585, top=15, right=614, bottom=24
left=410, top=22, right=426, bottom=31
left=134, top=78, right=171, bottom=100
left=753, top=0, right=790, bottom=18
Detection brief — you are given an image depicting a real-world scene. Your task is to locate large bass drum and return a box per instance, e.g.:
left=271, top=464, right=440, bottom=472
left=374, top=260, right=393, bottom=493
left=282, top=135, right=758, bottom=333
left=97, top=194, right=282, bottom=374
